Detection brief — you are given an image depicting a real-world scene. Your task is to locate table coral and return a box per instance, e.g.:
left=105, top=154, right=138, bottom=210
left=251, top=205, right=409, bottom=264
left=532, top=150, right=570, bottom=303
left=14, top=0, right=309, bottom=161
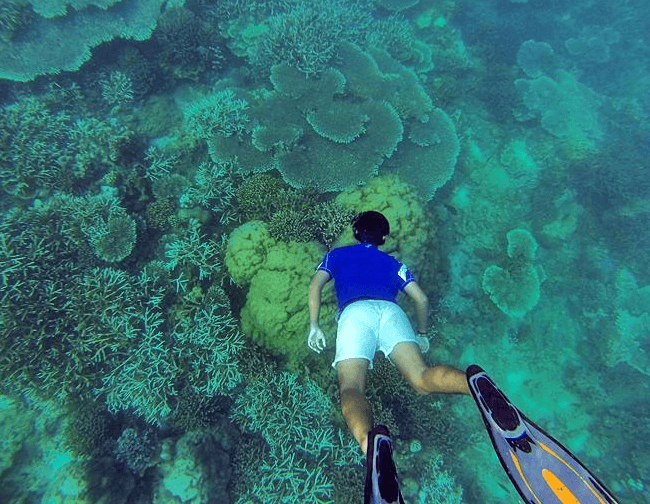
left=0, top=0, right=167, bottom=82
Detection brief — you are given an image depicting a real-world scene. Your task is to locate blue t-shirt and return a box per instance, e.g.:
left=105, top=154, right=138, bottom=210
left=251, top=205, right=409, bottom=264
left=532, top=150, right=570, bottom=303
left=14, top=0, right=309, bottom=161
left=318, top=243, right=415, bottom=312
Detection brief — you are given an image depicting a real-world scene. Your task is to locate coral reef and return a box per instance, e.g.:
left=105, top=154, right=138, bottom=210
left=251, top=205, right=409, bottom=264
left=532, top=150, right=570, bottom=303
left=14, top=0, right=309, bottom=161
left=225, top=220, right=275, bottom=284
left=184, top=41, right=458, bottom=196
left=1, top=197, right=243, bottom=424
left=506, top=228, right=539, bottom=261
left=1, top=200, right=96, bottom=399
left=225, top=216, right=351, bottom=369
left=223, top=0, right=370, bottom=77
left=481, top=229, right=542, bottom=318
left=267, top=208, right=316, bottom=243
left=0, top=0, right=167, bottom=81
left=184, top=89, right=250, bottom=141
left=63, top=401, right=116, bottom=457
left=379, top=0, right=421, bottom=11
left=153, top=429, right=233, bottom=504
left=2, top=1, right=649, bottom=503
left=146, top=197, right=178, bottom=230
left=413, top=450, right=465, bottom=504
left=389, top=107, right=461, bottom=200
left=115, top=427, right=158, bottom=476
left=164, top=220, right=223, bottom=281
left=154, top=5, right=224, bottom=81
left=0, top=2, right=32, bottom=42
left=565, top=26, right=621, bottom=64
left=606, top=268, right=650, bottom=376
left=516, top=40, right=555, bottom=78
left=0, top=90, right=132, bottom=199
left=100, top=70, right=134, bottom=107
left=514, top=70, right=603, bottom=157
left=179, top=160, right=240, bottom=225
left=230, top=372, right=362, bottom=503
left=239, top=238, right=336, bottom=367
left=311, top=201, right=356, bottom=248
left=235, top=173, right=289, bottom=220
left=169, top=394, right=231, bottom=433
left=235, top=173, right=353, bottom=246
left=86, top=207, right=137, bottom=263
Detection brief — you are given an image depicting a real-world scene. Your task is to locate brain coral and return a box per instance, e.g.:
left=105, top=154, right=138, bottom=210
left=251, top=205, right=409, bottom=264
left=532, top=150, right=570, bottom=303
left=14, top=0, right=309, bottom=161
left=225, top=221, right=337, bottom=369
left=241, top=240, right=337, bottom=368
left=225, top=220, right=275, bottom=284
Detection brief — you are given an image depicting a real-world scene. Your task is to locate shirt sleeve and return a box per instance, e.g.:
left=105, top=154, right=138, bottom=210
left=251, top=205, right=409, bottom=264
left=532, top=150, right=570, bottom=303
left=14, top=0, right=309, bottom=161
left=397, top=262, right=415, bottom=289
left=317, top=251, right=334, bottom=277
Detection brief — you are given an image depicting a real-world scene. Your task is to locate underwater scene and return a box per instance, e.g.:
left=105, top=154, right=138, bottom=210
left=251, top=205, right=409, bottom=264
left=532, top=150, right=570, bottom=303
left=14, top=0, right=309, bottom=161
left=0, top=0, right=648, bottom=502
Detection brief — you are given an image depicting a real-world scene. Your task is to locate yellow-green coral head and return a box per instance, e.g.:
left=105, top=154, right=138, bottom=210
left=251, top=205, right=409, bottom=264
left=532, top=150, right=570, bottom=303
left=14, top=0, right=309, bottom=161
left=225, top=220, right=275, bottom=284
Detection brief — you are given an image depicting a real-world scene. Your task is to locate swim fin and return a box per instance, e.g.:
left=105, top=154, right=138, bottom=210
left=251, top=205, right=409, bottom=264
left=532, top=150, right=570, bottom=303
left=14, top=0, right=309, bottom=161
left=364, top=425, right=405, bottom=504
left=466, top=364, right=620, bottom=504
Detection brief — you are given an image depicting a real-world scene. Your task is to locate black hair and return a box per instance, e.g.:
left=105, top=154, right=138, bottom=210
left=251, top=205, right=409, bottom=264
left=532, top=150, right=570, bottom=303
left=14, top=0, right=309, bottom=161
left=352, top=211, right=390, bottom=246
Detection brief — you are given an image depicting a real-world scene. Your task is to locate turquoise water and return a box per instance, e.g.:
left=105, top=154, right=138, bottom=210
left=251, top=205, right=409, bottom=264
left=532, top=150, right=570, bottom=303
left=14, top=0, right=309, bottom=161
left=1, top=0, right=648, bottom=502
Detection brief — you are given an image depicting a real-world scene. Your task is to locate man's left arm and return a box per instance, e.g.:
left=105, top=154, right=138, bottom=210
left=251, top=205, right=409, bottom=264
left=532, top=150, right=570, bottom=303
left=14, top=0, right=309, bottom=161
left=404, top=282, right=429, bottom=334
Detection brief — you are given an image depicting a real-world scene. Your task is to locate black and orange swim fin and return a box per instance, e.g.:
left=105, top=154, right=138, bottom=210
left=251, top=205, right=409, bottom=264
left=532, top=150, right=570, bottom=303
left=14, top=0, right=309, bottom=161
left=467, top=364, right=620, bottom=504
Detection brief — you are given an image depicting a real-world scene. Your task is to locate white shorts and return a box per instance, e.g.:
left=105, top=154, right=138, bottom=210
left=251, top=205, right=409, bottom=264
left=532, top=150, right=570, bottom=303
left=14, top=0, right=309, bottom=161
left=332, top=299, right=417, bottom=369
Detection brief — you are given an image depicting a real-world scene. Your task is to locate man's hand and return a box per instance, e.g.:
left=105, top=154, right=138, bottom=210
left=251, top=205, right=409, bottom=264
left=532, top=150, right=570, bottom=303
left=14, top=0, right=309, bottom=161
left=307, top=322, right=326, bottom=353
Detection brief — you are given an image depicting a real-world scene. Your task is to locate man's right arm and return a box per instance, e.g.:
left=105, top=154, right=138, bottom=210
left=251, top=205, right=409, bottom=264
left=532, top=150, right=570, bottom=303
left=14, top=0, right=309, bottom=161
left=308, top=270, right=331, bottom=353
left=308, top=269, right=331, bottom=325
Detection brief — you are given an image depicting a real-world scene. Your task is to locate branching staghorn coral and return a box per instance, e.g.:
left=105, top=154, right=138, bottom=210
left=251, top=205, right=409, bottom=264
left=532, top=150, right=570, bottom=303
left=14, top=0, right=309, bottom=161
left=184, top=89, right=250, bottom=141
left=0, top=90, right=132, bottom=199
left=220, top=0, right=371, bottom=77
left=164, top=219, right=223, bottom=283
left=179, top=160, right=240, bottom=224
left=230, top=372, right=362, bottom=504
left=1, top=196, right=243, bottom=425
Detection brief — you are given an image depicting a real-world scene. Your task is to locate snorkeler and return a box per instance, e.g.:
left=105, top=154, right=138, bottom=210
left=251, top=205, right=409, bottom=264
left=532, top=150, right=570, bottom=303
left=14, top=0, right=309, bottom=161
left=307, top=211, right=470, bottom=454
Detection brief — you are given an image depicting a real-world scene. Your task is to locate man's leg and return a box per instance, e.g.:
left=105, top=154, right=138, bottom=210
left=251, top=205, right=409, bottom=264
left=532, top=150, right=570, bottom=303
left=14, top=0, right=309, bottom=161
left=389, top=342, right=470, bottom=395
left=337, top=358, right=372, bottom=454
